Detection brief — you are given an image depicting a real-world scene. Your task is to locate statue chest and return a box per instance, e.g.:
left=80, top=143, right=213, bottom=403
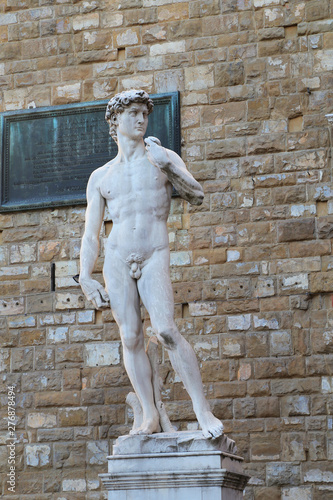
left=100, top=159, right=168, bottom=201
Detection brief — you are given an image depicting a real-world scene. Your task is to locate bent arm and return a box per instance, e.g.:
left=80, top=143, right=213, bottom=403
left=145, top=137, right=204, bottom=205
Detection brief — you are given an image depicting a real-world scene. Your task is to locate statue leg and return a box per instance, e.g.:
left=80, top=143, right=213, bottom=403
left=137, top=248, right=224, bottom=438
left=104, top=255, right=160, bottom=435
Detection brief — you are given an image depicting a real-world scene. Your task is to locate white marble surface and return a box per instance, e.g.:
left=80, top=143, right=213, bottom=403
left=100, top=431, right=249, bottom=500
left=79, top=89, right=223, bottom=438
left=112, top=430, right=237, bottom=455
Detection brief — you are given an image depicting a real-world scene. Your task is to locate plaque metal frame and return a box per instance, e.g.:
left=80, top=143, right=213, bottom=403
left=0, top=92, right=180, bottom=213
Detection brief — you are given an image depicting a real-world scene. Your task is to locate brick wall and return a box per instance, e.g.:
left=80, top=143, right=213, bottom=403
left=0, top=0, right=333, bottom=498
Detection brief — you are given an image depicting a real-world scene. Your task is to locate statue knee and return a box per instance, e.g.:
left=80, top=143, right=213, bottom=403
left=121, top=327, right=142, bottom=351
left=157, top=327, right=178, bottom=350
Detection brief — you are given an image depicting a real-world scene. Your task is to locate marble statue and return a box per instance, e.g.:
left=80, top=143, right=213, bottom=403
left=79, top=89, right=223, bottom=439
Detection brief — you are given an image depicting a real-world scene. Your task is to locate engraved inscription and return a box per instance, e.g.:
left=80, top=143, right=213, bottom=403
left=0, top=94, right=180, bottom=212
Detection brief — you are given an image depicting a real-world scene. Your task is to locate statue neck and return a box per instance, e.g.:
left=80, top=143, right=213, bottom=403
left=116, top=134, right=146, bottom=163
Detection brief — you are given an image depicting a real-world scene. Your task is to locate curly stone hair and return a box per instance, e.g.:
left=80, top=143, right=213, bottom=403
left=105, top=89, right=154, bottom=143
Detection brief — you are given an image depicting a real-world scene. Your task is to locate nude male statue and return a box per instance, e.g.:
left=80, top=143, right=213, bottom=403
left=79, top=89, right=223, bottom=439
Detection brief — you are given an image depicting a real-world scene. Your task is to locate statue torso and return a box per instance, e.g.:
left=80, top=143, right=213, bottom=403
left=97, top=155, right=172, bottom=260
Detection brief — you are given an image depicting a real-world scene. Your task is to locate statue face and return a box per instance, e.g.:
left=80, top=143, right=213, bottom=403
left=116, top=102, right=149, bottom=141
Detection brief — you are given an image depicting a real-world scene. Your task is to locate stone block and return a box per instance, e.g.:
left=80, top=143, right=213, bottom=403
left=201, top=360, right=230, bottom=383
left=55, top=344, right=84, bottom=366
left=58, top=407, right=87, bottom=427
left=53, top=83, right=81, bottom=106
left=311, top=329, right=333, bottom=354
left=69, top=326, right=103, bottom=342
left=322, top=376, right=333, bottom=393
left=87, top=440, right=108, bottom=465
left=27, top=412, right=57, bottom=429
left=25, top=444, right=51, bottom=468
left=308, top=432, right=326, bottom=461
left=280, top=433, right=306, bottom=462
left=142, top=24, right=167, bottom=43
left=88, top=404, right=122, bottom=425
left=0, top=348, right=10, bottom=373
left=37, top=427, right=74, bottom=442
left=39, top=240, right=70, bottom=260
left=281, top=487, right=312, bottom=500
left=280, top=273, right=309, bottom=294
left=54, top=442, right=86, bottom=468
left=21, top=279, right=49, bottom=294
left=81, top=388, right=105, bottom=405
left=266, top=462, right=300, bottom=487
left=272, top=378, right=320, bottom=396
left=150, top=40, right=185, bottom=56
left=215, top=61, right=245, bottom=86
left=220, top=335, right=244, bottom=358
left=248, top=133, right=286, bottom=155
left=62, top=368, right=81, bottom=391
left=55, top=292, right=85, bottom=310
left=125, top=7, right=157, bottom=25
left=251, top=433, right=280, bottom=461
left=270, top=330, right=293, bottom=356
left=84, top=342, right=121, bottom=367
left=9, top=243, right=37, bottom=263
left=184, top=65, right=214, bottom=90
left=73, top=13, right=99, bottom=32
left=281, top=395, right=310, bottom=417
left=62, top=477, right=87, bottom=492
left=11, top=347, right=34, bottom=372
left=252, top=314, right=279, bottom=330
left=170, top=251, right=191, bottom=266
left=188, top=301, right=217, bottom=316
left=246, top=332, right=269, bottom=358
left=77, top=310, right=95, bottom=324
left=35, top=390, right=80, bottom=407
left=192, top=335, right=219, bottom=361
left=227, top=314, right=251, bottom=331
left=22, top=371, right=61, bottom=392
left=17, top=328, right=45, bottom=347
left=31, top=347, right=54, bottom=371
left=47, top=326, right=68, bottom=344
left=255, top=357, right=305, bottom=379
left=207, top=138, right=246, bottom=159
left=311, top=271, right=333, bottom=293
left=277, top=218, right=315, bottom=242
left=234, top=398, right=256, bottom=419
left=8, top=315, right=36, bottom=329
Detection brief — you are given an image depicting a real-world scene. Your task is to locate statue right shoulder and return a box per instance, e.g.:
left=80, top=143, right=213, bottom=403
left=87, top=157, right=117, bottom=195
left=89, top=157, right=116, bottom=181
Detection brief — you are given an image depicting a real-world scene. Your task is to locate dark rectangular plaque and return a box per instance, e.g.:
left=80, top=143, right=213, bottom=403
left=0, top=92, right=180, bottom=212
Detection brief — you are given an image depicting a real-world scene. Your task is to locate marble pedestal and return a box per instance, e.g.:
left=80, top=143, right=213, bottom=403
left=100, top=431, right=249, bottom=500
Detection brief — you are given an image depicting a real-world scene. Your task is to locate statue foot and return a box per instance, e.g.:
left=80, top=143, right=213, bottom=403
left=129, top=415, right=161, bottom=435
left=198, top=411, right=224, bottom=439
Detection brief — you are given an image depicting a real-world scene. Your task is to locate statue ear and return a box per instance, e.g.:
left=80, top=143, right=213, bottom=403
left=112, top=114, right=119, bottom=126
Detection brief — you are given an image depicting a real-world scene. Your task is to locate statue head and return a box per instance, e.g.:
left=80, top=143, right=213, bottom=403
left=105, top=89, right=154, bottom=143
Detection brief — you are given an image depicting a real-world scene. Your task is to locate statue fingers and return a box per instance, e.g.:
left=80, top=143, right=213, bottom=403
left=97, top=285, right=109, bottom=303
left=145, top=136, right=161, bottom=146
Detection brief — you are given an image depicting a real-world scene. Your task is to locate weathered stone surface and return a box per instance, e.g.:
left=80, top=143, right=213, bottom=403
left=25, top=444, right=51, bottom=468
left=277, top=219, right=316, bottom=242
left=215, top=61, right=245, bottom=87
left=266, top=462, right=301, bottom=486
left=0, top=2, right=332, bottom=498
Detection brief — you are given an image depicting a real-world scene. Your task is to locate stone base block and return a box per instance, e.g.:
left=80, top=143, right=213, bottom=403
left=100, top=431, right=249, bottom=500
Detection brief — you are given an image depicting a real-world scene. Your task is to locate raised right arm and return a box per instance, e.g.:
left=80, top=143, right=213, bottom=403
left=79, top=170, right=109, bottom=309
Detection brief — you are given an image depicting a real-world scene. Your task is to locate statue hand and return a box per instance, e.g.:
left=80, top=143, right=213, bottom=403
left=79, top=277, right=110, bottom=310
left=144, top=136, right=170, bottom=172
